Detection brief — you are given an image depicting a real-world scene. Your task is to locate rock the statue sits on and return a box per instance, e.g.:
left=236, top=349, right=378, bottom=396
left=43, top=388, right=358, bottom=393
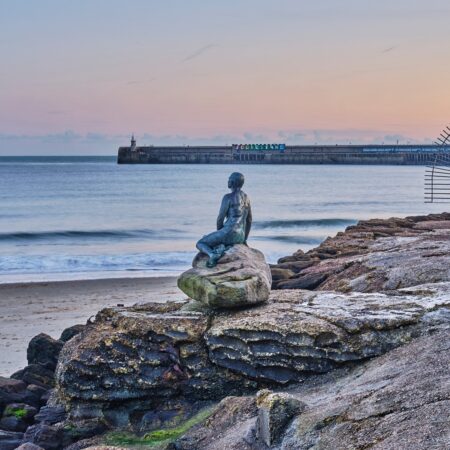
left=178, top=244, right=271, bottom=308
left=178, top=172, right=272, bottom=307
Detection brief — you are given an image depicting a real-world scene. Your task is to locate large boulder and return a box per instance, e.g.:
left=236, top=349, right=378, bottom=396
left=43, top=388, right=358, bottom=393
left=177, top=244, right=272, bottom=308
left=54, top=283, right=450, bottom=431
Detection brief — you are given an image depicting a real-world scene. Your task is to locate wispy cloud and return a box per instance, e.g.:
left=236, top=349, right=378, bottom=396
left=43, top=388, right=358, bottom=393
left=126, top=77, right=156, bottom=85
left=382, top=46, right=397, bottom=53
left=182, top=44, right=218, bottom=62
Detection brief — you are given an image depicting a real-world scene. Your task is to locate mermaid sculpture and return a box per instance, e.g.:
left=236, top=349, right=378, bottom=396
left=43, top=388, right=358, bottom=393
left=196, top=172, right=252, bottom=267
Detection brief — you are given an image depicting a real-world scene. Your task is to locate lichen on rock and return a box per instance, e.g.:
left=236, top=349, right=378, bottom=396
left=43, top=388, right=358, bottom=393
left=177, top=244, right=272, bottom=308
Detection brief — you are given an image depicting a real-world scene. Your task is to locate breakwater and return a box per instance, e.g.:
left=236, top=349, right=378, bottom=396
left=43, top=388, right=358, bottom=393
left=117, top=144, right=448, bottom=165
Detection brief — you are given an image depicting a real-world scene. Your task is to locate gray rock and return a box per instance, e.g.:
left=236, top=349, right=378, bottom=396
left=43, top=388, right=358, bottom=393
left=273, top=213, right=450, bottom=293
left=175, top=330, right=450, bottom=450
left=174, top=396, right=257, bottom=450
left=205, top=283, right=450, bottom=383
left=15, top=443, right=46, bottom=450
left=0, top=429, right=23, bottom=450
left=255, top=390, right=305, bottom=446
left=15, top=444, right=45, bottom=450
left=177, top=244, right=272, bottom=308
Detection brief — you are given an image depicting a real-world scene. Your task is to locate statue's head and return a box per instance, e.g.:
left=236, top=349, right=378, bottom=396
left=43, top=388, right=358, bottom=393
left=228, top=172, right=245, bottom=190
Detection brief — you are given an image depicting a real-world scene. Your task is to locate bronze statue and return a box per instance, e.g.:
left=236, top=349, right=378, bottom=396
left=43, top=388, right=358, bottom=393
left=197, top=172, right=252, bottom=267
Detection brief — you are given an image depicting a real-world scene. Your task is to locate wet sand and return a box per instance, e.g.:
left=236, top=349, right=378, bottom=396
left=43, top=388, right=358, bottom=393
left=0, top=277, right=184, bottom=376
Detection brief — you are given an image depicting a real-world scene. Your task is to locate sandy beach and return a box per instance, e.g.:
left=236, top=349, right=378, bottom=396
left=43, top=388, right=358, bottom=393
left=0, top=276, right=184, bottom=377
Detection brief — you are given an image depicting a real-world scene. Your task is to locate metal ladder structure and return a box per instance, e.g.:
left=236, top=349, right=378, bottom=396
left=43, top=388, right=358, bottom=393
left=425, top=125, right=450, bottom=203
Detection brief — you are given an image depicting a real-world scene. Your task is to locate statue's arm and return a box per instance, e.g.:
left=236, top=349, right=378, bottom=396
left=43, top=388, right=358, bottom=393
left=217, top=195, right=229, bottom=230
left=244, top=201, right=252, bottom=242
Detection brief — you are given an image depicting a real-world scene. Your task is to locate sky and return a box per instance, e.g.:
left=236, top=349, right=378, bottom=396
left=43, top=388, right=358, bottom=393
left=1, top=0, right=450, bottom=155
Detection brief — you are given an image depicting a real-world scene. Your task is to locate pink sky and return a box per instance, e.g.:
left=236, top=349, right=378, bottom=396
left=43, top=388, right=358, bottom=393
left=1, top=1, right=449, bottom=154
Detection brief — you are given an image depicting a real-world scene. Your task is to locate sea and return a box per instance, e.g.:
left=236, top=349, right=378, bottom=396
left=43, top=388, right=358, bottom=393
left=0, top=156, right=445, bottom=283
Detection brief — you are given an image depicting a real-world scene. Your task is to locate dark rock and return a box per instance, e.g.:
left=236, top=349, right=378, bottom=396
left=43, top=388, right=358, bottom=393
left=22, top=423, right=63, bottom=450
left=272, top=260, right=315, bottom=273
left=275, top=273, right=327, bottom=290
left=39, top=390, right=52, bottom=407
left=276, top=255, right=298, bottom=264
left=12, top=364, right=55, bottom=389
left=270, top=267, right=295, bottom=282
left=0, top=415, right=28, bottom=432
left=3, top=403, right=38, bottom=421
left=0, top=378, right=40, bottom=413
left=59, top=325, right=86, bottom=343
left=34, top=405, right=66, bottom=425
left=27, top=333, right=64, bottom=370
left=0, top=403, right=38, bottom=431
left=26, top=385, right=49, bottom=407
left=0, top=429, right=23, bottom=450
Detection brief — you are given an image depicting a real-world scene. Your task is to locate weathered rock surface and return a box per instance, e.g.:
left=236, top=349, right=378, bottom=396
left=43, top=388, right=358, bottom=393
left=175, top=329, right=450, bottom=450
left=177, top=244, right=272, bottom=308
left=205, top=283, right=450, bottom=383
left=55, top=301, right=256, bottom=431
left=6, top=213, right=449, bottom=449
left=27, top=333, right=64, bottom=371
left=54, top=282, right=450, bottom=433
left=0, top=403, right=38, bottom=432
left=271, top=212, right=450, bottom=292
left=0, top=429, right=24, bottom=450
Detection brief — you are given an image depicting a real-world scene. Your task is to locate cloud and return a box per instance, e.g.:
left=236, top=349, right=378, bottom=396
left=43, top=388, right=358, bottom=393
left=382, top=46, right=397, bottom=53
left=0, top=129, right=434, bottom=156
left=182, top=44, right=218, bottom=62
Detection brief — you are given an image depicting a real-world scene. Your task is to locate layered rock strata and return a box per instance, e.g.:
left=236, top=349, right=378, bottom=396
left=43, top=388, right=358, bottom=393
left=54, top=282, right=450, bottom=430
left=176, top=329, right=450, bottom=450
left=271, top=212, right=450, bottom=292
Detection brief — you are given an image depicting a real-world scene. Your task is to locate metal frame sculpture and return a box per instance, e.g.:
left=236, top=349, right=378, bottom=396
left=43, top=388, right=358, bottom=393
left=425, top=125, right=450, bottom=203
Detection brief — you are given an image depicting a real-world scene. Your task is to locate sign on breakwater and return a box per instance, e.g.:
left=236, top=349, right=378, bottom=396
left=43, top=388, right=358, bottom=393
left=118, top=140, right=450, bottom=165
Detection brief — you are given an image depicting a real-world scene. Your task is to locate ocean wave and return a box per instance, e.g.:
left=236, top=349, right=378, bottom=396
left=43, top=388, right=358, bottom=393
left=0, top=251, right=195, bottom=275
left=257, top=235, right=324, bottom=245
left=254, top=218, right=356, bottom=229
left=0, top=228, right=183, bottom=242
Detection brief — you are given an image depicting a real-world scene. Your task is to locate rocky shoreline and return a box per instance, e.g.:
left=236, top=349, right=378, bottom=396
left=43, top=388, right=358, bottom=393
left=1, top=213, right=450, bottom=449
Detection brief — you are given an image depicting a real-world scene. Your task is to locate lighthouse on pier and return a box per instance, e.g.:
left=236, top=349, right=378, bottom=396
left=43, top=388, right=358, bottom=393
left=130, top=134, right=137, bottom=151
